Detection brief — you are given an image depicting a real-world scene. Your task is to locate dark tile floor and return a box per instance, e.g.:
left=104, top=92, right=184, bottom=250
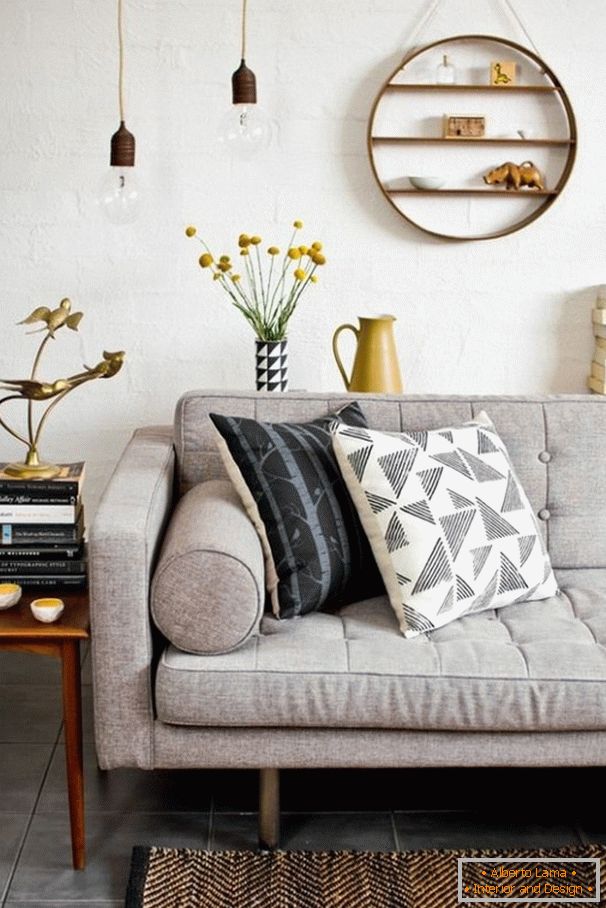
left=0, top=647, right=602, bottom=905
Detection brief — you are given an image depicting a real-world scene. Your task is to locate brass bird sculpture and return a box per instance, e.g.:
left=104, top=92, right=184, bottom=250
left=0, top=378, right=70, bottom=400
left=0, top=299, right=125, bottom=478
left=18, top=298, right=84, bottom=337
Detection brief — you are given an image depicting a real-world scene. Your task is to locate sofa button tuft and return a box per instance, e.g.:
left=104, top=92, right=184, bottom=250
left=538, top=451, right=551, bottom=463
left=538, top=508, right=551, bottom=520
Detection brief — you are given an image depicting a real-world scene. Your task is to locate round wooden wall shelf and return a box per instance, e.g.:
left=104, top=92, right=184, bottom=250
left=367, top=35, right=577, bottom=241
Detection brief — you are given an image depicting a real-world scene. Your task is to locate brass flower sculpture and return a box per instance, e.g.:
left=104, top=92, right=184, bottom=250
left=0, top=299, right=125, bottom=479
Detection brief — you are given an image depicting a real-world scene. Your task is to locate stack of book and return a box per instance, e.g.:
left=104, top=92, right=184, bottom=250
left=0, top=462, right=86, bottom=589
left=589, top=291, right=606, bottom=395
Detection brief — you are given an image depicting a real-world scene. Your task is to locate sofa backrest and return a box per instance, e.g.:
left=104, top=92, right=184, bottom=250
left=174, top=391, right=606, bottom=570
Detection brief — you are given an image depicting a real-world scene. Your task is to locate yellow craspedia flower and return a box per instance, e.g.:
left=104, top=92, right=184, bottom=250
left=218, top=261, right=232, bottom=273
left=312, top=252, right=326, bottom=265
left=250, top=235, right=262, bottom=245
left=310, top=275, right=318, bottom=283
left=213, top=272, right=222, bottom=281
left=199, top=253, right=213, bottom=268
left=185, top=225, right=197, bottom=237
left=267, top=246, right=280, bottom=256
left=298, top=245, right=309, bottom=255
left=238, top=234, right=251, bottom=248
left=240, top=248, right=249, bottom=256
left=293, top=220, right=303, bottom=229
left=287, top=247, right=301, bottom=260
left=219, top=255, right=231, bottom=263
left=231, top=274, right=241, bottom=282
left=311, top=241, right=323, bottom=251
left=294, top=268, right=306, bottom=281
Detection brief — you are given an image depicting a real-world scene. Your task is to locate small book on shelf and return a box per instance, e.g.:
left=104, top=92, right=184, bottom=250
left=588, top=376, right=606, bottom=395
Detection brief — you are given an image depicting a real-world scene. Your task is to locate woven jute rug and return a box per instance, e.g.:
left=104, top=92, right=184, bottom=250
left=125, top=843, right=605, bottom=907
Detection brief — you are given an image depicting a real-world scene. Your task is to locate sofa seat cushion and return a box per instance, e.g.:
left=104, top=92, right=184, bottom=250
left=155, top=569, right=606, bottom=733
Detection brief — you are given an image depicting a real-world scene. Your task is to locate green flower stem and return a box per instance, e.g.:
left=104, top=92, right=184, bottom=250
left=254, top=245, right=267, bottom=323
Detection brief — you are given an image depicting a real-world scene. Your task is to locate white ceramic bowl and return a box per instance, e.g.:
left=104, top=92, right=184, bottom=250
left=0, top=583, right=22, bottom=610
left=408, top=176, right=445, bottom=190
left=30, top=597, right=65, bottom=623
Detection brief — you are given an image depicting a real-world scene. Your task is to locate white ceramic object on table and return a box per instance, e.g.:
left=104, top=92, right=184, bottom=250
left=30, top=597, right=65, bottom=623
left=408, top=176, right=445, bottom=190
left=0, top=583, right=22, bottom=610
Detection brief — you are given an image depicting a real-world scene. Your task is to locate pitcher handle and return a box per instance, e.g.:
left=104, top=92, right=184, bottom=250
left=332, top=324, right=359, bottom=390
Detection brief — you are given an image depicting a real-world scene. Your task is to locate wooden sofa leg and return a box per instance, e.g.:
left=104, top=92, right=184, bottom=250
left=259, top=768, right=280, bottom=850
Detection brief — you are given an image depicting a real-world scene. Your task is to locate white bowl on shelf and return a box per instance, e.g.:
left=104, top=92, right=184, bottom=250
left=0, top=583, right=22, bottom=610
left=408, top=176, right=445, bottom=190
left=30, top=597, right=65, bottom=623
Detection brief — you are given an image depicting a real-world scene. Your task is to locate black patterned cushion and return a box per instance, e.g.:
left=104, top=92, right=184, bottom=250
left=210, top=403, right=382, bottom=618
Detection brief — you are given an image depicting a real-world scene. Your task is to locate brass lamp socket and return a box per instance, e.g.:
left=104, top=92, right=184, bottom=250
left=232, top=59, right=257, bottom=105
left=110, top=121, right=136, bottom=167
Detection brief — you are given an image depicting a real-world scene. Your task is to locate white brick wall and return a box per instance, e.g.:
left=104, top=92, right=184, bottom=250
left=0, top=0, right=604, bottom=511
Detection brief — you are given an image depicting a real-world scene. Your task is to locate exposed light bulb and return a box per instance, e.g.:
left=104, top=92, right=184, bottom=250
left=217, top=104, right=270, bottom=159
left=98, top=166, right=141, bottom=225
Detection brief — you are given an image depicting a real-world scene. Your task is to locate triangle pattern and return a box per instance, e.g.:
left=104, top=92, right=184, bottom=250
left=501, top=471, right=524, bottom=512
left=402, top=430, right=428, bottom=450
left=385, top=512, right=409, bottom=553
left=440, top=509, right=476, bottom=561
left=400, top=499, right=435, bottom=524
left=448, top=489, right=475, bottom=510
left=517, top=534, right=537, bottom=566
left=403, top=604, right=435, bottom=635
left=396, top=572, right=411, bottom=586
left=456, top=574, right=475, bottom=600
left=477, top=498, right=518, bottom=540
left=430, top=450, right=473, bottom=480
left=339, top=426, right=373, bottom=442
left=417, top=467, right=443, bottom=500
left=365, top=491, right=395, bottom=514
left=471, top=544, right=492, bottom=580
left=412, top=538, right=453, bottom=594
left=467, top=570, right=499, bottom=613
left=438, top=586, right=455, bottom=614
left=477, top=429, right=499, bottom=454
left=498, top=552, right=528, bottom=595
left=378, top=448, right=418, bottom=497
left=510, top=582, right=540, bottom=605
left=347, top=446, right=372, bottom=483
left=460, top=449, right=505, bottom=483
left=438, top=430, right=454, bottom=443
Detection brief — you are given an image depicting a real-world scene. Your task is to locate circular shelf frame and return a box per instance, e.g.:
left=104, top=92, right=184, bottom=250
left=367, top=35, right=577, bottom=241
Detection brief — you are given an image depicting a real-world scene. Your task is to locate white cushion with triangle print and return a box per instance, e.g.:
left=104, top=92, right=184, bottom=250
left=331, top=411, right=558, bottom=638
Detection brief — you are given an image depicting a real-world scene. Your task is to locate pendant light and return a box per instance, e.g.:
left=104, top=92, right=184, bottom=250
left=98, top=0, right=142, bottom=224
left=217, top=0, right=270, bottom=158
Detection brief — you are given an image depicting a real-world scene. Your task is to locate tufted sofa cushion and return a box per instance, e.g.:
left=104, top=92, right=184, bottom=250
left=155, top=569, right=606, bottom=732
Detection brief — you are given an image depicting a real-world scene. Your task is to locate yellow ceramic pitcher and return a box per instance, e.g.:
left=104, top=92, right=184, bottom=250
left=332, top=314, right=404, bottom=393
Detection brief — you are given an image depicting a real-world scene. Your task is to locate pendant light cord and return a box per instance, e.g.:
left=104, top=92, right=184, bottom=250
left=118, top=0, right=125, bottom=121
left=241, top=0, right=248, bottom=60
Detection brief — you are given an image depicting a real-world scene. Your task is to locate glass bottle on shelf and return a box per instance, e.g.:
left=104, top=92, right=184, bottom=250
left=436, top=54, right=456, bottom=85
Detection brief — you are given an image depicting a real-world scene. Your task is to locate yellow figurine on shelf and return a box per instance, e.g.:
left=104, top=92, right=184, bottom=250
left=0, top=300, right=125, bottom=479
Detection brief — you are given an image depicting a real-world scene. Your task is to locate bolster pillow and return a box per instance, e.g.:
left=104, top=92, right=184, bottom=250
left=151, top=480, right=265, bottom=655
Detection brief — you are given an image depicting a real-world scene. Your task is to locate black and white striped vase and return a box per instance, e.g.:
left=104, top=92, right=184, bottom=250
left=255, top=338, right=288, bottom=392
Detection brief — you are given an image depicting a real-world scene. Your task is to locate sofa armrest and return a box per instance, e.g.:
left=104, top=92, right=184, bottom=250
left=152, top=480, right=265, bottom=655
left=90, top=425, right=175, bottom=769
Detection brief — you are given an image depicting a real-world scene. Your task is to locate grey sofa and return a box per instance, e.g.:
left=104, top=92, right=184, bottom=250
left=90, top=390, right=606, bottom=847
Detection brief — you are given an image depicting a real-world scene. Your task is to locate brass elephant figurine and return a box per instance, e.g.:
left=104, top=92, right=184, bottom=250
left=483, top=161, right=545, bottom=191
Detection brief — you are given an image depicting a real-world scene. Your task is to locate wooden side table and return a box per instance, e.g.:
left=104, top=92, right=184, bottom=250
left=0, top=590, right=89, bottom=870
